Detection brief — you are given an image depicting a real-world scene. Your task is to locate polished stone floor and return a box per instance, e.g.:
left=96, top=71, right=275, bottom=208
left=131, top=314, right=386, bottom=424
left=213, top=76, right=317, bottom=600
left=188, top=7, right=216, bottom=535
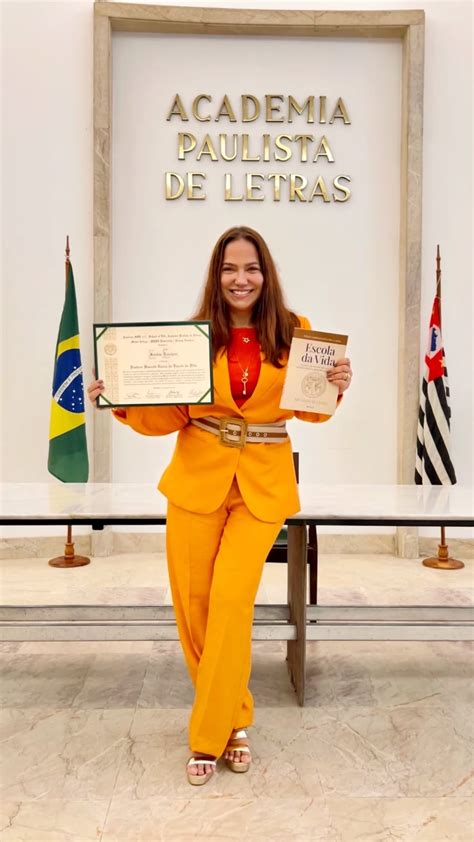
left=0, top=549, right=473, bottom=841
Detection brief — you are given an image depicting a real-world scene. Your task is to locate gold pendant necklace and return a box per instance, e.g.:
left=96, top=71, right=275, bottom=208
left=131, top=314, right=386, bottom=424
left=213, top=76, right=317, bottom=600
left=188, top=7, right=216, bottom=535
left=236, top=335, right=253, bottom=396
left=239, top=364, right=249, bottom=395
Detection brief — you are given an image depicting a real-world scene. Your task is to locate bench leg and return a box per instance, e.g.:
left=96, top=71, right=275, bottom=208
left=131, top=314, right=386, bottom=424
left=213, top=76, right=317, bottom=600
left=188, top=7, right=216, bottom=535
left=286, top=523, right=307, bottom=706
left=308, top=523, right=319, bottom=605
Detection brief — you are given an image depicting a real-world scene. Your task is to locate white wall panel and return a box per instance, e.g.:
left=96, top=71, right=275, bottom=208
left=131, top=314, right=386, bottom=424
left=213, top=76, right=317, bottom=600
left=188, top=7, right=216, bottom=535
left=112, top=32, right=401, bottom=506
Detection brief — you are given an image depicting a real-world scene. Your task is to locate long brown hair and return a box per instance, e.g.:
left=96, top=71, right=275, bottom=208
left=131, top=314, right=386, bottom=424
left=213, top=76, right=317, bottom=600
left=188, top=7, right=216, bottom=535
left=192, top=226, right=299, bottom=366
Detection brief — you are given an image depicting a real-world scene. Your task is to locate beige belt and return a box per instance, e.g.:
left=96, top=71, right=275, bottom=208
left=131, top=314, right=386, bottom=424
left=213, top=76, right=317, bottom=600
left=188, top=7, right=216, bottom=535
left=190, top=416, right=288, bottom=449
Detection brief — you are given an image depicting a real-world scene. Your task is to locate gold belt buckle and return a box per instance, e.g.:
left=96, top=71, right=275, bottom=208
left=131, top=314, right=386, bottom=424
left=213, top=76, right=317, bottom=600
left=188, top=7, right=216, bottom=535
left=218, top=417, right=248, bottom=448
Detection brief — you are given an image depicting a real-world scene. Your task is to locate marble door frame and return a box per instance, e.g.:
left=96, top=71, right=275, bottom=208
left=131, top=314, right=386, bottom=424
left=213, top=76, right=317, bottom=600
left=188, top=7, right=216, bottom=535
left=93, top=4, right=425, bottom=557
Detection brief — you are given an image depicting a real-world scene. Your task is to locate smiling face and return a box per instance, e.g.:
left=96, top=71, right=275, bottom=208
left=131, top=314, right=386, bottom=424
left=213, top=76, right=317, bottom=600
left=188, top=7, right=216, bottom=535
left=220, top=238, right=264, bottom=326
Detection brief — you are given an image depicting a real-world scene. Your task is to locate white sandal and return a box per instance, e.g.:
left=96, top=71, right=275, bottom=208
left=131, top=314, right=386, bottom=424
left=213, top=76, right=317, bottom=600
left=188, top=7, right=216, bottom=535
left=186, top=755, right=217, bottom=786
left=224, top=728, right=252, bottom=773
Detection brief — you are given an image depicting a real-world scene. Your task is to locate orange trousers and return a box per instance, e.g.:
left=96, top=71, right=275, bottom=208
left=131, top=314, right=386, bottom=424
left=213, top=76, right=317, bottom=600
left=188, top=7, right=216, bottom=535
left=165, top=476, right=284, bottom=758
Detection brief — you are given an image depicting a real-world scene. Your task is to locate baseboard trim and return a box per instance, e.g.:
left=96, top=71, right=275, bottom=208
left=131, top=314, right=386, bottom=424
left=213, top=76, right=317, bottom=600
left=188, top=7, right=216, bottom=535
left=1, top=531, right=472, bottom=560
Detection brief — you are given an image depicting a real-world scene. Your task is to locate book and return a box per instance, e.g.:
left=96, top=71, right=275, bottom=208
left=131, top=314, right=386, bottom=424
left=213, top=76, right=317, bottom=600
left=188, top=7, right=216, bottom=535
left=279, top=328, right=348, bottom=415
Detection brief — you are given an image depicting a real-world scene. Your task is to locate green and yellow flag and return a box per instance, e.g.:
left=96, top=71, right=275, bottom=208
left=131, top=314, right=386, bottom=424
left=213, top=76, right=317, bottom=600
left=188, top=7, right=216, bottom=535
left=48, top=258, right=89, bottom=482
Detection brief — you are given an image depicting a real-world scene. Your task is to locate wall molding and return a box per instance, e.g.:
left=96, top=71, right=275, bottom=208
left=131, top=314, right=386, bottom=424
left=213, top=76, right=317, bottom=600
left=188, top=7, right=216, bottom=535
left=93, top=3, right=425, bottom=558
left=3, top=533, right=471, bottom=561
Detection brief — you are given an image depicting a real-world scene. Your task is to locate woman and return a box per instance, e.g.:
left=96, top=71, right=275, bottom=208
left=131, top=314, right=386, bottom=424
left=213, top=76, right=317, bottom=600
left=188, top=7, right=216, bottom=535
left=87, top=225, right=352, bottom=786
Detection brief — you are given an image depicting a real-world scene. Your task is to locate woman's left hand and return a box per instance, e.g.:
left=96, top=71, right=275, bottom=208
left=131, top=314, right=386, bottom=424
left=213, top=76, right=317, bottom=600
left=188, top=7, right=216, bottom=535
left=327, top=357, right=353, bottom=395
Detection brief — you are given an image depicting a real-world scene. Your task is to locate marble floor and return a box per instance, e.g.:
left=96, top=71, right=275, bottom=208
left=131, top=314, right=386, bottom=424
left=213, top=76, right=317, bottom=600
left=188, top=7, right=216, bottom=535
left=0, top=549, right=473, bottom=841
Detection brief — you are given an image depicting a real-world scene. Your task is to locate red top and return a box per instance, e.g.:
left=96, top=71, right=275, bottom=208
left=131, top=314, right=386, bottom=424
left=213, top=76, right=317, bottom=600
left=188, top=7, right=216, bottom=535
left=228, top=326, right=261, bottom=407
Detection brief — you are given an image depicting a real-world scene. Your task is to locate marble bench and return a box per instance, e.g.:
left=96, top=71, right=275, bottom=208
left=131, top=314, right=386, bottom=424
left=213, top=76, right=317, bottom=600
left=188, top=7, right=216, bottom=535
left=0, top=482, right=472, bottom=704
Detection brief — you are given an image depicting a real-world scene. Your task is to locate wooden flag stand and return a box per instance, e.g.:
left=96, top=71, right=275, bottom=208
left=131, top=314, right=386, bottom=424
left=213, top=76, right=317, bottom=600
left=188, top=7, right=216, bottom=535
left=49, top=525, right=90, bottom=568
left=422, top=526, right=464, bottom=570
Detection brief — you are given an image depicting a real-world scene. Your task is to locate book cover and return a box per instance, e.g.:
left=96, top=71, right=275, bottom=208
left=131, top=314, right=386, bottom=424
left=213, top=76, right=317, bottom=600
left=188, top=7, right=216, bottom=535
left=280, top=328, right=348, bottom=415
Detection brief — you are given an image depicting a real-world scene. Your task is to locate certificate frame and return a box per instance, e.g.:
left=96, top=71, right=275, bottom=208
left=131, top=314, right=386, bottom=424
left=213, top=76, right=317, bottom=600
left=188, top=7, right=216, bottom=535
left=93, top=320, right=214, bottom=407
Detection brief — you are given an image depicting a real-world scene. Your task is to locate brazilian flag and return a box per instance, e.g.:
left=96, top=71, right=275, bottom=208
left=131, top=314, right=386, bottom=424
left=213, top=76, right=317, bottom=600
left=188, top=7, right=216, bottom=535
left=48, top=260, right=89, bottom=482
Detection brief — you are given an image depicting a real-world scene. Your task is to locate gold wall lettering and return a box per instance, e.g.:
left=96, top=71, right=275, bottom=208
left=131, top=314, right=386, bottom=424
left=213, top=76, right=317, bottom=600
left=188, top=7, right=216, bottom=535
left=165, top=93, right=352, bottom=204
left=165, top=172, right=352, bottom=203
left=165, top=172, right=206, bottom=200
left=167, top=94, right=351, bottom=124
left=177, top=133, right=335, bottom=163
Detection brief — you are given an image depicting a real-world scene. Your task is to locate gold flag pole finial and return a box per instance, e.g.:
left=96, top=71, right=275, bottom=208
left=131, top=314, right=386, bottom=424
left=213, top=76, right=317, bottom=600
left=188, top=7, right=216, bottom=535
left=422, top=244, right=463, bottom=572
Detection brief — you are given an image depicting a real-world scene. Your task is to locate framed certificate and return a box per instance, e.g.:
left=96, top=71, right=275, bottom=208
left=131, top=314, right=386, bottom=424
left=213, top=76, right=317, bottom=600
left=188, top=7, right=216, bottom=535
left=93, top=321, right=214, bottom=407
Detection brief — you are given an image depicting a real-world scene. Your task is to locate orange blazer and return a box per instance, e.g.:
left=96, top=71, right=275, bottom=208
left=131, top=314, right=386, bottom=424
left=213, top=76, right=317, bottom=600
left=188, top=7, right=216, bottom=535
left=113, top=316, right=342, bottom=523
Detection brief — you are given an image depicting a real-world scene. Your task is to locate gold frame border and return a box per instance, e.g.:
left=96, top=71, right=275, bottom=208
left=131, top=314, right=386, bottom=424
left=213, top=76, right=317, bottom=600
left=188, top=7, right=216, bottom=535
left=93, top=3, right=425, bottom=557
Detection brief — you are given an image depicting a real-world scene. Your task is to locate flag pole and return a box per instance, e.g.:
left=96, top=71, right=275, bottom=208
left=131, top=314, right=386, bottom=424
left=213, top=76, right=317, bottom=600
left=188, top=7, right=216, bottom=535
left=49, top=237, right=91, bottom=569
left=422, top=246, right=463, bottom=570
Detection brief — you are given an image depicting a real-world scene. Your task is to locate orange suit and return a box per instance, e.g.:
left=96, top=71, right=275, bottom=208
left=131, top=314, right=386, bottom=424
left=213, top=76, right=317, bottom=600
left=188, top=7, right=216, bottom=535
left=113, top=315, right=340, bottom=756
